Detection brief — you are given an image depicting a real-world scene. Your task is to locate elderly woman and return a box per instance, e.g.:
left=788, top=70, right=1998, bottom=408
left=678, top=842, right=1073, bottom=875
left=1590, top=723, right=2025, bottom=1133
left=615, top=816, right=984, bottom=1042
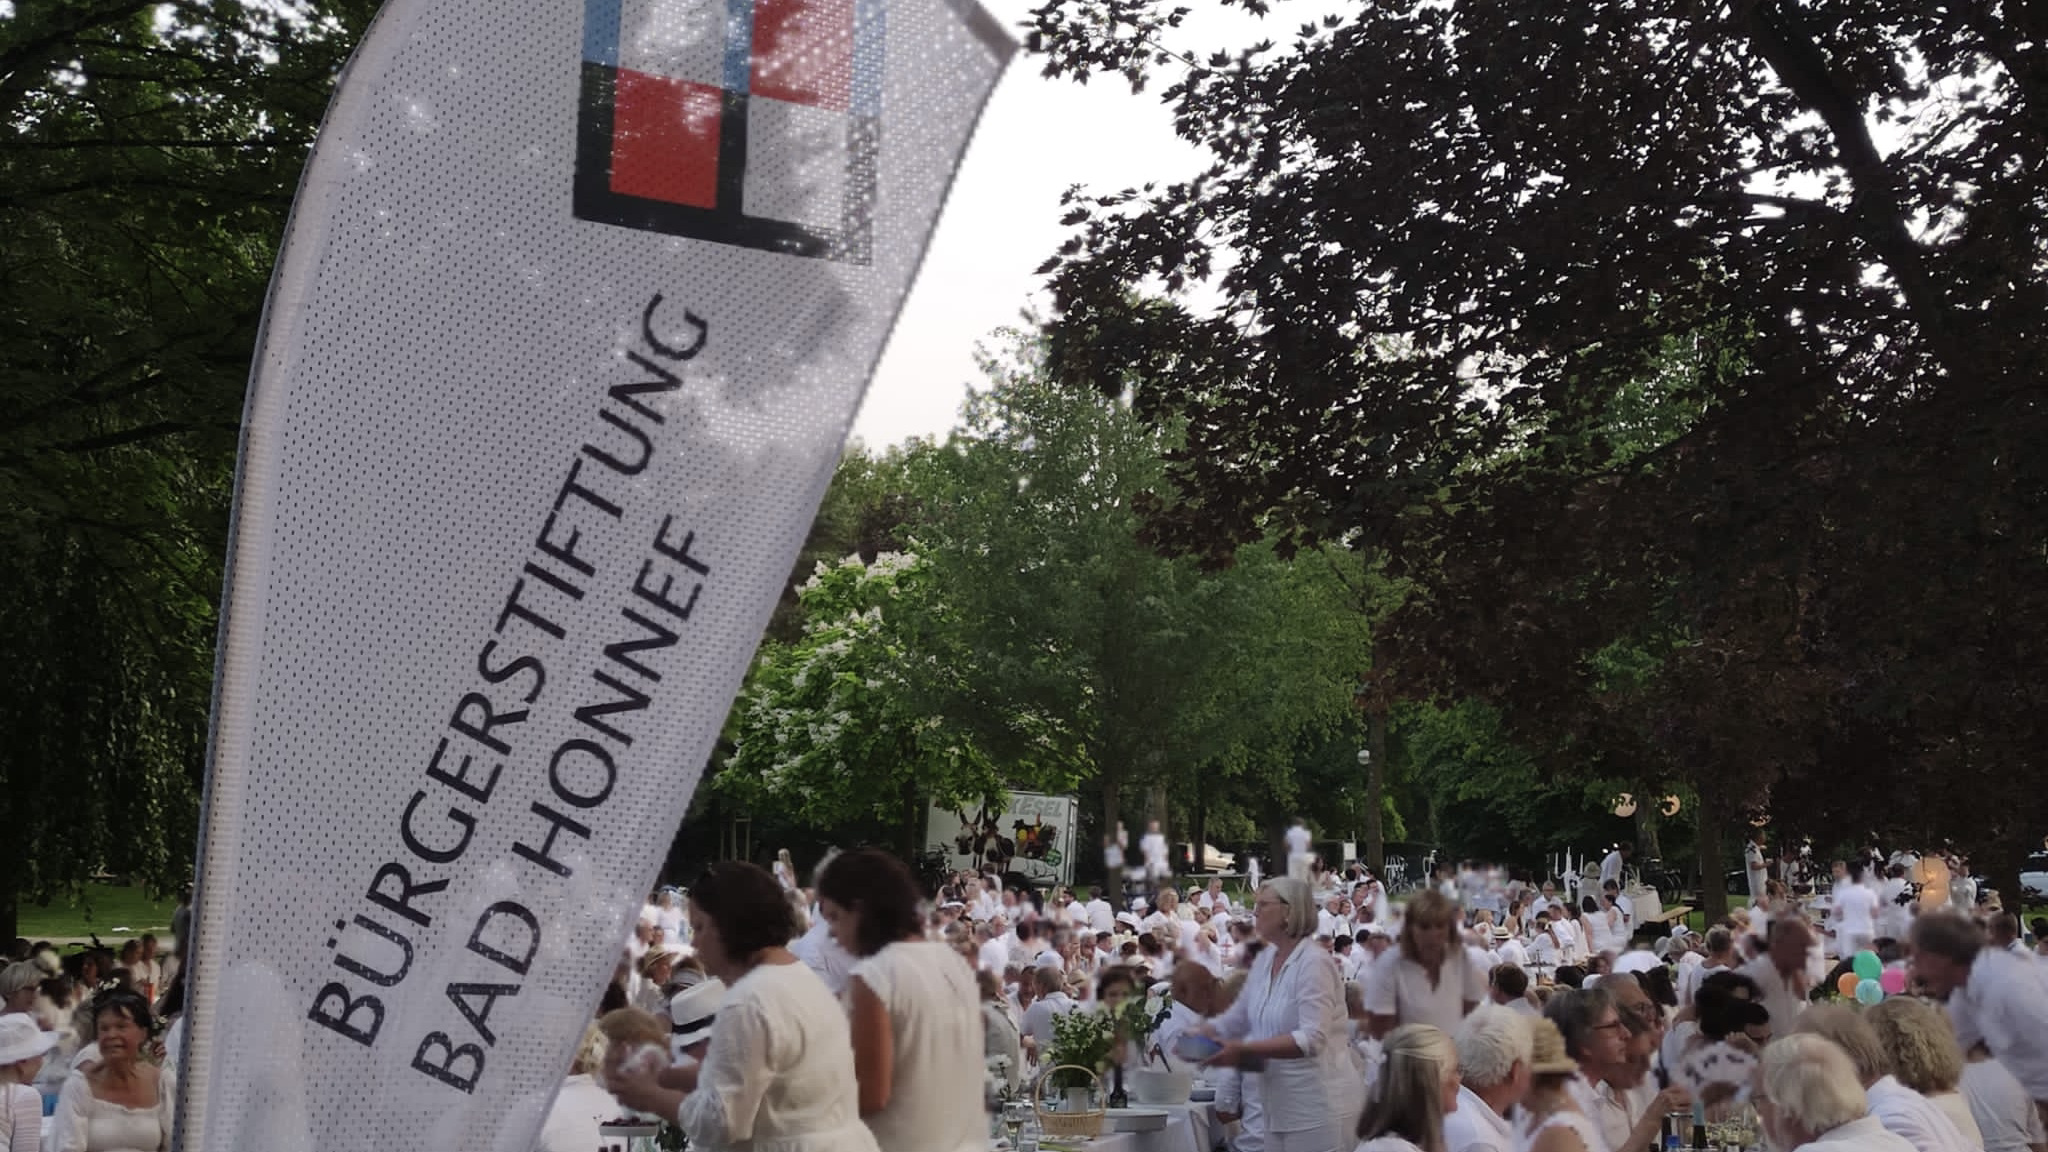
left=1201, top=877, right=1361, bottom=1152
left=611, top=862, right=879, bottom=1152
left=1354, top=1023, right=1459, bottom=1152
left=1791, top=1004, right=1976, bottom=1152
left=1365, top=891, right=1484, bottom=1037
left=0, top=965, right=41, bottom=1017
left=1864, top=997, right=1986, bottom=1149
left=50, top=990, right=173, bottom=1152
left=1756, top=1033, right=1913, bottom=1152
left=976, top=971, right=1022, bottom=1096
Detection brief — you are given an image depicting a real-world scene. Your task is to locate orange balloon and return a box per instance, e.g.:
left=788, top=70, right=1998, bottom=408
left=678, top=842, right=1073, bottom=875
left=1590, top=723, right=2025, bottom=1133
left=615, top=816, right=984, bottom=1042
left=1837, top=973, right=1862, bottom=998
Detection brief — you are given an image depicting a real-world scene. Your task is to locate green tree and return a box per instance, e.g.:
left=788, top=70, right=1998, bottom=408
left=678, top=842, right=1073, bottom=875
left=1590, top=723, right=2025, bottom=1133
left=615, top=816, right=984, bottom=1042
left=722, top=549, right=1081, bottom=854
left=1, top=0, right=373, bottom=938
left=1027, top=1, right=2048, bottom=910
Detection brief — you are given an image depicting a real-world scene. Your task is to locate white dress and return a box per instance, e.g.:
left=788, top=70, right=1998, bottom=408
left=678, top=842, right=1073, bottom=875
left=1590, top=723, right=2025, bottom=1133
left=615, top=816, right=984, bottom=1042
left=1210, top=941, right=1362, bottom=1152
left=677, top=961, right=879, bottom=1152
left=851, top=941, right=985, bottom=1152
left=50, top=1068, right=175, bottom=1152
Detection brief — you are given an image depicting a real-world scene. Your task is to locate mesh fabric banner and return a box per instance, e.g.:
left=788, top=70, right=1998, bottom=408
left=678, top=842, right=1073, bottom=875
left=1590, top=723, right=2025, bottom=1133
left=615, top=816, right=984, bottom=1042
left=179, top=0, right=1009, bottom=1146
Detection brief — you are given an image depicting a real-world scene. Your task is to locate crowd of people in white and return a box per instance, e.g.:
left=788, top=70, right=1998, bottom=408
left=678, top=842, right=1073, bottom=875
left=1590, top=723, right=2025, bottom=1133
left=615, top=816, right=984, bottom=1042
left=4, top=832, right=2048, bottom=1152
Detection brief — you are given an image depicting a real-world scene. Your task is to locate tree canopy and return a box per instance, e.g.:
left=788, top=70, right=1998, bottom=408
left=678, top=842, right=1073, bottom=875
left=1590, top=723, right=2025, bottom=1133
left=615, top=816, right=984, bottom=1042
left=1, top=0, right=375, bottom=938
left=1029, top=0, right=2048, bottom=900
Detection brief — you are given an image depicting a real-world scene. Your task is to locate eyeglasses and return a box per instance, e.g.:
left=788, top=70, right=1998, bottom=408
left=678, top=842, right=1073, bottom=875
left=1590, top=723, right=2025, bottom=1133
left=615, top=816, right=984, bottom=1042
left=1592, top=1018, right=1627, bottom=1034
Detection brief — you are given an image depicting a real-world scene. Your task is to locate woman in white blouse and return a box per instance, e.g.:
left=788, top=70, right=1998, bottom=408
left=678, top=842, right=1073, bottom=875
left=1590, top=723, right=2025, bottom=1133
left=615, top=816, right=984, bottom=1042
left=1201, top=877, right=1363, bottom=1152
left=817, top=849, right=985, bottom=1152
left=613, top=862, right=880, bottom=1152
left=50, top=990, right=173, bottom=1152
left=1364, top=891, right=1483, bottom=1038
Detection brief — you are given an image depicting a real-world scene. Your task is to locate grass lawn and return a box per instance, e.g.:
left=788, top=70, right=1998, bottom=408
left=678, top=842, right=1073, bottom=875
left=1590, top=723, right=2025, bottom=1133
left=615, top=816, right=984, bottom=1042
left=15, top=883, right=179, bottom=944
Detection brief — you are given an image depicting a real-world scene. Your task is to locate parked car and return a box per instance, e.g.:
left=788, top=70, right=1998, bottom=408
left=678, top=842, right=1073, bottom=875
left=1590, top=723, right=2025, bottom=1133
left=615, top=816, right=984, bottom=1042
left=2022, top=852, right=2048, bottom=902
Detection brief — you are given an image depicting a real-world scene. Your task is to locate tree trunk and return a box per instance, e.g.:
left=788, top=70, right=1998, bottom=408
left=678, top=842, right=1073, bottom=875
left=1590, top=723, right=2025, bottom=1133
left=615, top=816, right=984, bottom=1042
left=1366, top=710, right=1387, bottom=874
left=1193, top=774, right=1208, bottom=875
left=1635, top=805, right=1663, bottom=861
left=900, top=777, right=921, bottom=861
left=1696, top=781, right=1728, bottom=923
left=1100, top=763, right=1122, bottom=870
left=0, top=889, right=16, bottom=947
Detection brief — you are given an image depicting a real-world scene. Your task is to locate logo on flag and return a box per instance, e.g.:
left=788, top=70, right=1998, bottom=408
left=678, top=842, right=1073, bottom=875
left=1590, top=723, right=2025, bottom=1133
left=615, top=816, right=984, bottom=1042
left=576, top=0, right=882, bottom=263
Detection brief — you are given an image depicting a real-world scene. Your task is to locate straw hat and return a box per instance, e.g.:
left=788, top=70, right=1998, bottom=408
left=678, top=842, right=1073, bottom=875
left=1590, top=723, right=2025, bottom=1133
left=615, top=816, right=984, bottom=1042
left=1527, top=1017, right=1579, bottom=1076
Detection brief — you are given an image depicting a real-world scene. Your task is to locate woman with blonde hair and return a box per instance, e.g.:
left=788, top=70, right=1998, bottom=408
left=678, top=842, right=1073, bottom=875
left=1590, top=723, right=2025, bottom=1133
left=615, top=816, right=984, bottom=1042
left=1365, top=892, right=1483, bottom=1038
left=1202, top=878, right=1362, bottom=1152
left=1865, top=997, right=1985, bottom=1149
left=1354, top=1024, right=1458, bottom=1152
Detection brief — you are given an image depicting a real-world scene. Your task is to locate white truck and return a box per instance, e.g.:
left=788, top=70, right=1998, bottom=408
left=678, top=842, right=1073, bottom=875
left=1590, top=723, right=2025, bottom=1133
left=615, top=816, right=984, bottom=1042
left=927, top=791, right=1079, bottom=887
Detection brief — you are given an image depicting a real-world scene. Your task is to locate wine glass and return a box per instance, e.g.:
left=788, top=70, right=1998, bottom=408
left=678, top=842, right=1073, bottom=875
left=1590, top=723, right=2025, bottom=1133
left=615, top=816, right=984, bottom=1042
left=1002, top=1100, right=1030, bottom=1147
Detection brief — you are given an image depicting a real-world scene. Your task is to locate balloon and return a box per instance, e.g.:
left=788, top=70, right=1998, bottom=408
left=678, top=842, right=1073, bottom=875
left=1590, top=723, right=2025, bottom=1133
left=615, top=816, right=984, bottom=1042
left=1879, top=967, right=1909, bottom=995
left=1837, top=973, right=1862, bottom=998
left=1856, top=978, right=1884, bottom=1005
left=1853, top=950, right=1883, bottom=982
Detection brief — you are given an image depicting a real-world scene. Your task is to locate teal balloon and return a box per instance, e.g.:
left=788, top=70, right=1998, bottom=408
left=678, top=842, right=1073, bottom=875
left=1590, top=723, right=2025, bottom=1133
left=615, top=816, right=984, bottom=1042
left=1853, top=950, right=1883, bottom=982
left=1855, top=978, right=1884, bottom=1005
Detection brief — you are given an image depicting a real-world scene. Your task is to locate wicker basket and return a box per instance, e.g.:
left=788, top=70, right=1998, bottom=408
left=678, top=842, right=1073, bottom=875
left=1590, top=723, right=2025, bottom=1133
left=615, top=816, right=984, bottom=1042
left=1034, top=1064, right=1106, bottom=1138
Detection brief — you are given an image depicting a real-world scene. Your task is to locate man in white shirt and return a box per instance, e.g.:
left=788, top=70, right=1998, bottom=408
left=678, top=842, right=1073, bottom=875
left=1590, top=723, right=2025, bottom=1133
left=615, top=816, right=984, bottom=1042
left=1019, top=966, right=1079, bottom=1060
left=1875, top=864, right=1913, bottom=944
left=1528, top=881, right=1559, bottom=923
left=1316, top=895, right=1351, bottom=941
left=1140, top=820, right=1172, bottom=884
left=969, top=879, right=1001, bottom=924
left=1491, top=926, right=1530, bottom=972
left=977, top=916, right=1012, bottom=974
left=1745, top=831, right=1770, bottom=902
left=1914, top=912, right=2048, bottom=1114
left=1446, top=1007, right=1531, bottom=1152
left=1010, top=920, right=1049, bottom=968
left=1083, top=887, right=1115, bottom=933
left=1284, top=820, right=1313, bottom=882
left=790, top=911, right=856, bottom=995
left=1830, top=865, right=1880, bottom=958
left=1599, top=843, right=1631, bottom=888
left=1486, top=965, right=1539, bottom=1016
left=1155, top=964, right=1222, bottom=1070
left=1738, top=917, right=1815, bottom=1031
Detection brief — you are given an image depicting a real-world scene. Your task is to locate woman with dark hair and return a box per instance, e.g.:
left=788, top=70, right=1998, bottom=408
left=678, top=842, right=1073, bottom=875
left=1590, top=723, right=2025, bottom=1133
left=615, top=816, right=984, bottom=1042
left=50, top=989, right=173, bottom=1151
left=817, top=849, right=983, bottom=1152
left=611, top=861, right=877, bottom=1152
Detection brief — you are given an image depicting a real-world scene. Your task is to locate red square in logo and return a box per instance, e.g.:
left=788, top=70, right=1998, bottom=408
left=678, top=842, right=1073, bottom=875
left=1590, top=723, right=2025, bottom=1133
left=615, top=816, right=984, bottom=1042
left=609, top=69, right=722, bottom=209
left=749, top=0, right=854, bottom=112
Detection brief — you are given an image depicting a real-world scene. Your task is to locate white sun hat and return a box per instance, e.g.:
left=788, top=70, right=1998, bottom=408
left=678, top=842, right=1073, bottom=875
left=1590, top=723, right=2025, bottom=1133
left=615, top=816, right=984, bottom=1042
left=0, top=1013, right=59, bottom=1066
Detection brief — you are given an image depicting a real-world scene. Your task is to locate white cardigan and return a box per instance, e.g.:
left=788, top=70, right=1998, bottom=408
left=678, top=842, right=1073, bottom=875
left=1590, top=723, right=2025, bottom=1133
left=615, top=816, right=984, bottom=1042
left=678, top=961, right=880, bottom=1152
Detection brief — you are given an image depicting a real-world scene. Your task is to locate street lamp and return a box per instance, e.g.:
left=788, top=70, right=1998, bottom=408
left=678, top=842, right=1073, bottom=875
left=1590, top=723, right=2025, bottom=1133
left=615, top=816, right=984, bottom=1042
left=1356, top=748, right=1372, bottom=767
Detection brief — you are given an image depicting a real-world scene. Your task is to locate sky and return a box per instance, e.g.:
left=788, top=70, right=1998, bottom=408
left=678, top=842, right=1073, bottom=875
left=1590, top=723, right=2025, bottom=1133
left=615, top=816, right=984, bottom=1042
left=850, top=0, right=1261, bottom=448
